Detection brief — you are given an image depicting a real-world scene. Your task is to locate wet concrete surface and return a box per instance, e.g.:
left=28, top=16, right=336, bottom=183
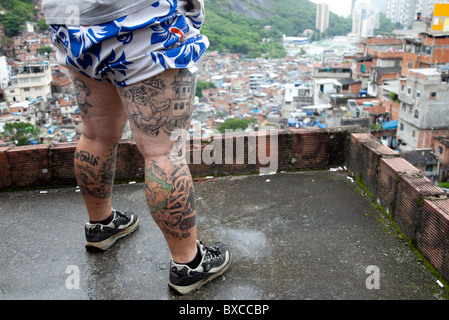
left=0, top=171, right=447, bottom=300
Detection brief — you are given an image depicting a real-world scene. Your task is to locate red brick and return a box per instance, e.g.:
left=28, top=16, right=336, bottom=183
left=0, top=147, right=12, bottom=190
left=7, top=144, right=51, bottom=188
left=417, top=198, right=449, bottom=277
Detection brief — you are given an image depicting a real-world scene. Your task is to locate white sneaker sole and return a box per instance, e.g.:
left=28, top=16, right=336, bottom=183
left=85, top=217, right=139, bottom=252
left=168, top=251, right=232, bottom=295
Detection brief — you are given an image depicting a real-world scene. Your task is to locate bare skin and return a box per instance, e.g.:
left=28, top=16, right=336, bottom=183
left=71, top=68, right=198, bottom=263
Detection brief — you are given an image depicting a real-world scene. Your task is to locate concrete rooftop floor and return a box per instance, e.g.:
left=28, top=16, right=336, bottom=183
left=0, top=170, right=447, bottom=300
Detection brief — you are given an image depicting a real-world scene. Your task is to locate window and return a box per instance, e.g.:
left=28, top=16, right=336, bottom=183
left=439, top=146, right=443, bottom=155
left=425, top=165, right=433, bottom=172
left=422, top=46, right=432, bottom=55
left=400, top=123, right=404, bottom=131
left=414, top=110, right=419, bottom=118
left=408, top=62, right=413, bottom=69
left=401, top=84, right=405, bottom=92
left=24, top=87, right=30, bottom=92
left=412, top=130, right=416, bottom=138
left=407, top=86, right=411, bottom=95
left=430, top=92, right=437, bottom=99
left=416, top=91, right=420, bottom=98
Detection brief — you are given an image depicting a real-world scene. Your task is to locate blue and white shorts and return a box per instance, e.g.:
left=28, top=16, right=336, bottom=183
left=49, top=0, right=209, bottom=87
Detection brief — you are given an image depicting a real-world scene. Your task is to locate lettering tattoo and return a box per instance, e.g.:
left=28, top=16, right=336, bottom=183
left=74, top=146, right=117, bottom=198
left=75, top=150, right=100, bottom=166
left=73, top=78, right=92, bottom=118
left=145, top=159, right=196, bottom=240
left=142, top=78, right=166, bottom=91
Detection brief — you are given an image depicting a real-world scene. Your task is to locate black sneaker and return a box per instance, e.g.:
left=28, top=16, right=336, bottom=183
left=85, top=209, right=139, bottom=252
left=168, top=240, right=232, bottom=295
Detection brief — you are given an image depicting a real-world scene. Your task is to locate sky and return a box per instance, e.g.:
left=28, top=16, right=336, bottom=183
left=309, top=0, right=387, bottom=17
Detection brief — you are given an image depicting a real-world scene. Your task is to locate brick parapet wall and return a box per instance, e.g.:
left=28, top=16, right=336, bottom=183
left=1, top=126, right=449, bottom=283
left=347, top=132, right=449, bottom=284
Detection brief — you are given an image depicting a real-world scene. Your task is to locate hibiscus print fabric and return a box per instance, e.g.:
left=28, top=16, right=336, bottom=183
left=49, top=0, right=209, bottom=87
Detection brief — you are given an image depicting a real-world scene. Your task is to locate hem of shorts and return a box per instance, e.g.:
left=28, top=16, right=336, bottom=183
left=104, top=36, right=209, bottom=87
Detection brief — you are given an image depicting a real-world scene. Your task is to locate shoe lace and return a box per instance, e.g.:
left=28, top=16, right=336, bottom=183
left=203, top=244, right=222, bottom=261
left=115, top=210, right=130, bottom=222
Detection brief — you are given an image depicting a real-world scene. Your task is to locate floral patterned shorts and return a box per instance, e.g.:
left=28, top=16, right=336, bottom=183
left=49, top=0, right=209, bottom=87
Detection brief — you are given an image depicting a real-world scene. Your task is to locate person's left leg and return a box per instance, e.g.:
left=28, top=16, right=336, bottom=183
left=117, top=68, right=231, bottom=294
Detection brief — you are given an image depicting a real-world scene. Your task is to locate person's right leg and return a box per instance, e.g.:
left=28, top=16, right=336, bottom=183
left=117, top=68, right=231, bottom=294
left=118, top=68, right=198, bottom=264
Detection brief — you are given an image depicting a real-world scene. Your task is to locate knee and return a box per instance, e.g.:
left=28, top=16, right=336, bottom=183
left=81, top=126, right=123, bottom=147
left=135, top=140, right=173, bottom=160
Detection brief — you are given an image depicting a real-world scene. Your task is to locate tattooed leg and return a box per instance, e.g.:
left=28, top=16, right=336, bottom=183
left=70, top=71, right=127, bottom=222
left=145, top=158, right=196, bottom=240
left=74, top=144, right=118, bottom=219
left=118, top=68, right=198, bottom=263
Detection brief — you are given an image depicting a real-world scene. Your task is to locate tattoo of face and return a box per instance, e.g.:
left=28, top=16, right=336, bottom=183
left=145, top=160, right=196, bottom=240
left=121, top=78, right=171, bottom=137
left=119, top=69, right=197, bottom=138
left=73, top=78, right=92, bottom=118
left=74, top=146, right=117, bottom=198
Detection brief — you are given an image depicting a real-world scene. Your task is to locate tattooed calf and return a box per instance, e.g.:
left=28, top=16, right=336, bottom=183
left=75, top=150, right=100, bottom=166
left=145, top=160, right=196, bottom=240
left=74, top=147, right=117, bottom=199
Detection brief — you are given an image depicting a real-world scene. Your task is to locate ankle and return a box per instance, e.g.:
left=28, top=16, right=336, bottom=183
left=90, top=210, right=114, bottom=224
left=175, top=247, right=202, bottom=268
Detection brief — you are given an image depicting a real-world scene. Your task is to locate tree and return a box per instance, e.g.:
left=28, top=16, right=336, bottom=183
left=375, top=13, right=402, bottom=36
left=39, top=46, right=54, bottom=55
left=0, top=0, right=36, bottom=37
left=36, top=18, right=49, bottom=33
left=2, top=122, right=40, bottom=146
left=1, top=12, right=27, bottom=37
left=196, top=81, right=216, bottom=98
left=217, top=118, right=257, bottom=133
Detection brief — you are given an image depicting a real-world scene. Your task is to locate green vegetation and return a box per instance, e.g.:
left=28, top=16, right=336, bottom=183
left=203, top=0, right=352, bottom=58
left=39, top=45, right=53, bottom=54
left=0, top=0, right=36, bottom=37
left=0, top=0, right=396, bottom=59
left=36, top=18, right=49, bottom=33
left=2, top=122, right=41, bottom=146
left=375, top=13, right=403, bottom=36
left=438, top=182, right=449, bottom=189
left=388, top=92, right=401, bottom=103
left=217, top=118, right=257, bottom=133
left=196, top=81, right=216, bottom=98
